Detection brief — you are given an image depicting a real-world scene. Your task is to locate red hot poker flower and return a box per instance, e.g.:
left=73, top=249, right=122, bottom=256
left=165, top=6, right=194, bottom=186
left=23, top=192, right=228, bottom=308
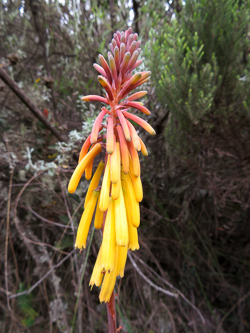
left=68, top=27, right=155, bottom=303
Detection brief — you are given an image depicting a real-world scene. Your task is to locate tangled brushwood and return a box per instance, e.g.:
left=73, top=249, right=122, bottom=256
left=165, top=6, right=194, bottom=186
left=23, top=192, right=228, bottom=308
left=68, top=27, right=155, bottom=303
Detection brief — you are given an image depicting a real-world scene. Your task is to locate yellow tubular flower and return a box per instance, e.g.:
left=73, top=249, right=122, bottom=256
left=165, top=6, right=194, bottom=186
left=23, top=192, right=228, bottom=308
left=131, top=174, right=143, bottom=202
left=138, top=137, right=148, bottom=157
left=122, top=172, right=140, bottom=228
left=122, top=186, right=139, bottom=250
left=99, top=155, right=111, bottom=212
left=75, top=191, right=99, bottom=249
left=68, top=143, right=102, bottom=194
left=111, top=177, right=121, bottom=200
left=94, top=195, right=104, bottom=229
left=128, top=218, right=140, bottom=251
left=101, top=198, right=116, bottom=272
left=126, top=120, right=141, bottom=151
left=129, top=157, right=143, bottom=202
left=117, top=125, right=129, bottom=174
left=116, top=142, right=121, bottom=178
left=99, top=252, right=118, bottom=303
left=114, top=187, right=128, bottom=246
left=116, top=245, right=128, bottom=278
left=110, top=139, right=120, bottom=184
left=127, top=141, right=140, bottom=177
left=85, top=159, right=93, bottom=180
left=89, top=245, right=104, bottom=288
left=84, top=161, right=105, bottom=209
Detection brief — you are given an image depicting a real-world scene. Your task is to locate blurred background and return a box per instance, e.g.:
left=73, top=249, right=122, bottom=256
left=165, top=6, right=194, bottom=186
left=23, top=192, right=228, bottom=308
left=0, top=0, right=250, bottom=332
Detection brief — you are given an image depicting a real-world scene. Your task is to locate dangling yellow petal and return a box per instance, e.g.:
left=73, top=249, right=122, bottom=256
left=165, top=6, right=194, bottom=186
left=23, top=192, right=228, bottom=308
left=99, top=247, right=118, bottom=303
left=132, top=174, right=143, bottom=202
left=85, top=158, right=93, bottom=180
left=89, top=245, right=104, bottom=288
left=126, top=120, right=141, bottom=151
left=127, top=219, right=140, bottom=251
left=116, top=245, right=128, bottom=278
left=114, top=187, right=128, bottom=246
left=122, top=172, right=140, bottom=228
left=127, top=141, right=140, bottom=177
left=78, top=135, right=91, bottom=163
left=138, top=137, right=148, bottom=156
left=99, top=156, right=111, bottom=212
left=111, top=177, right=121, bottom=200
left=129, top=156, right=143, bottom=202
left=75, top=191, right=99, bottom=249
left=68, top=143, right=102, bottom=193
left=94, top=194, right=104, bottom=229
left=101, top=197, right=116, bottom=272
left=84, top=161, right=104, bottom=208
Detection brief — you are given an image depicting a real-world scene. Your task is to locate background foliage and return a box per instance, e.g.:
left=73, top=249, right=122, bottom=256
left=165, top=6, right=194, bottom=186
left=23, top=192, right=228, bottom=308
left=1, top=0, right=250, bottom=332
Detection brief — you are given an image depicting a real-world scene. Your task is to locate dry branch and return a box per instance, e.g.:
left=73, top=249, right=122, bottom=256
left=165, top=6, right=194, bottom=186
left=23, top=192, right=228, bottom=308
left=0, top=67, right=66, bottom=142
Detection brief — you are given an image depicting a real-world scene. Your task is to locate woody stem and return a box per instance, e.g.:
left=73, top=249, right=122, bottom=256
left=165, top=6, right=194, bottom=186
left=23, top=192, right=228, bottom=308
left=106, top=292, right=116, bottom=333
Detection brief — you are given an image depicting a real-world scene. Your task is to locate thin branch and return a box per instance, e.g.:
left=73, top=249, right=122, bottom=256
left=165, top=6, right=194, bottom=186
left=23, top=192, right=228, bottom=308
left=3, top=135, right=15, bottom=311
left=0, top=46, right=39, bottom=112
left=26, top=203, right=77, bottom=230
left=8, top=249, right=75, bottom=299
left=0, top=67, right=66, bottom=142
left=57, top=174, right=79, bottom=270
left=109, top=0, right=116, bottom=30
left=14, top=171, right=69, bottom=255
left=216, top=290, right=250, bottom=333
left=128, top=252, right=178, bottom=298
left=129, top=253, right=206, bottom=324
left=29, top=0, right=59, bottom=121
left=71, top=227, right=95, bottom=333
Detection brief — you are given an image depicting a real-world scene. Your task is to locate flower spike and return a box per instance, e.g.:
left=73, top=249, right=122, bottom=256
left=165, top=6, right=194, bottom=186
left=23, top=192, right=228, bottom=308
left=69, top=27, right=155, bottom=305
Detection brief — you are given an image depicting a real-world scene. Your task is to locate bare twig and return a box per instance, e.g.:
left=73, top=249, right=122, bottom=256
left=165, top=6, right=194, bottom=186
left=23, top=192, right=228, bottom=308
left=9, top=249, right=75, bottom=299
left=14, top=171, right=69, bottom=254
left=58, top=174, right=84, bottom=333
left=29, top=0, right=59, bottom=121
left=71, top=227, right=95, bottom=333
left=129, top=252, right=206, bottom=324
left=128, top=252, right=178, bottom=298
left=161, top=302, right=177, bottom=333
left=0, top=67, right=65, bottom=142
left=57, top=174, right=77, bottom=239
left=26, top=203, right=77, bottom=229
left=0, top=46, right=39, bottom=112
left=216, top=290, right=250, bottom=333
left=3, top=136, right=15, bottom=311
